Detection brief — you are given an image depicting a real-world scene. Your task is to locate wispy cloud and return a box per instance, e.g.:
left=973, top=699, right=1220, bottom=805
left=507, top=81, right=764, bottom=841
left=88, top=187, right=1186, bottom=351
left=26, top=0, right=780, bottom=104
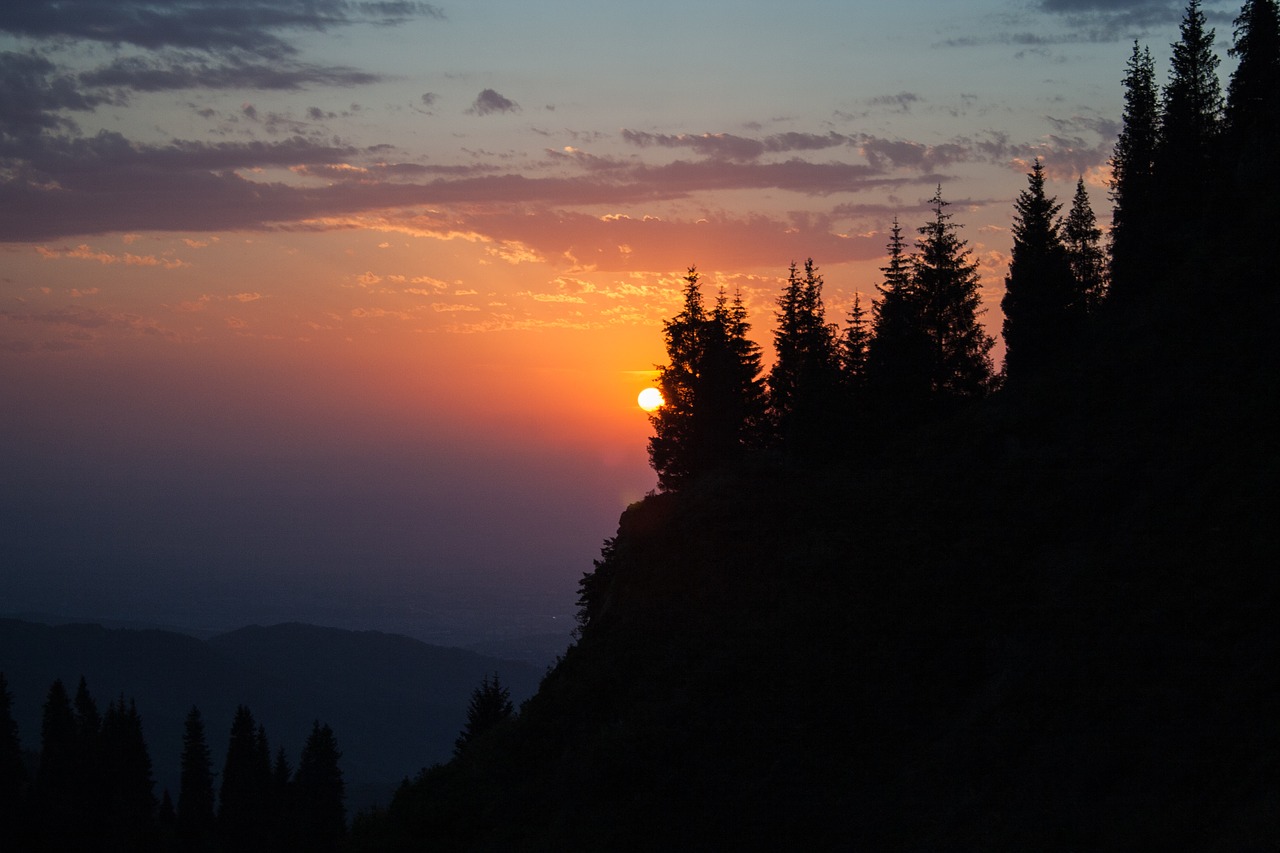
left=0, top=1, right=444, bottom=58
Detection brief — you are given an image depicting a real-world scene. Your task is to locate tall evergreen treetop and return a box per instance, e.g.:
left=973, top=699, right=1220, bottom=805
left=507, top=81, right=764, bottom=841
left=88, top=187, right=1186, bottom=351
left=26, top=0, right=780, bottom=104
left=868, top=216, right=931, bottom=401
left=1226, top=0, right=1280, bottom=140
left=768, top=258, right=841, bottom=450
left=0, top=673, right=27, bottom=844
left=648, top=268, right=706, bottom=490
left=1109, top=41, right=1160, bottom=299
left=219, top=705, right=272, bottom=850
left=1001, top=160, right=1077, bottom=385
left=101, top=697, right=157, bottom=851
left=1224, top=0, right=1280, bottom=254
left=648, top=267, right=764, bottom=489
left=293, top=721, right=346, bottom=852
left=1158, top=0, right=1223, bottom=182
left=177, top=706, right=216, bottom=844
left=912, top=187, right=995, bottom=397
left=1062, top=177, right=1108, bottom=314
left=840, top=293, right=871, bottom=387
left=455, top=674, right=515, bottom=756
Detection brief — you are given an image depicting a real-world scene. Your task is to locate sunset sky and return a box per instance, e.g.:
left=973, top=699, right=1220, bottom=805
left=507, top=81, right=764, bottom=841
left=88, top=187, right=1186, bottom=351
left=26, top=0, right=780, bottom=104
left=0, top=1, right=1240, bottom=641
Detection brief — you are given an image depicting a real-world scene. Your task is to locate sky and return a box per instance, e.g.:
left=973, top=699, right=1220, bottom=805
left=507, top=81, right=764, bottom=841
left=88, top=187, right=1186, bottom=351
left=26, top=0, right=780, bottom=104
left=0, top=0, right=1242, bottom=643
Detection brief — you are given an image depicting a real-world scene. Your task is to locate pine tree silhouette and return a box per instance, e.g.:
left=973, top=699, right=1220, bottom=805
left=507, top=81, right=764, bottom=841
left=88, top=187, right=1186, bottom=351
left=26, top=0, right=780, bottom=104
left=0, top=673, right=28, bottom=847
left=35, top=679, right=79, bottom=848
left=218, top=705, right=272, bottom=851
left=868, top=216, right=932, bottom=406
left=1001, top=159, right=1076, bottom=386
left=768, top=258, right=842, bottom=454
left=1062, top=177, right=1108, bottom=314
left=101, top=696, right=157, bottom=852
left=1109, top=41, right=1160, bottom=302
left=455, top=673, right=515, bottom=756
left=176, top=706, right=216, bottom=847
left=912, top=187, right=994, bottom=398
left=649, top=267, right=765, bottom=489
left=292, top=721, right=346, bottom=852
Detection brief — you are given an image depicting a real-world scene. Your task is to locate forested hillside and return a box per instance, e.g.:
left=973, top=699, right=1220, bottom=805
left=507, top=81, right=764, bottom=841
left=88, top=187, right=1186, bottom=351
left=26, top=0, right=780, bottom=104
left=0, top=621, right=542, bottom=850
left=357, top=2, right=1278, bottom=849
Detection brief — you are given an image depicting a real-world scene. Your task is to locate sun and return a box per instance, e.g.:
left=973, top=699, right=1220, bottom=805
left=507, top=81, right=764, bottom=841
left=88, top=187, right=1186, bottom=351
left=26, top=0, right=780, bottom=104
left=637, top=387, right=664, bottom=412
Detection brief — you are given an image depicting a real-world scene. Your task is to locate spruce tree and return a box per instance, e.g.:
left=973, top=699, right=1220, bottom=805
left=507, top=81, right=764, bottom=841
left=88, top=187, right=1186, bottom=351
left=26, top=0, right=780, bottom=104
left=218, top=705, right=272, bottom=851
left=71, top=676, right=109, bottom=838
left=1224, top=0, right=1280, bottom=255
left=1001, top=159, right=1076, bottom=386
left=701, top=286, right=767, bottom=464
left=1159, top=0, right=1224, bottom=186
left=101, top=697, right=157, bottom=852
left=867, top=217, right=932, bottom=403
left=648, top=267, right=764, bottom=489
left=767, top=258, right=841, bottom=452
left=454, top=673, right=515, bottom=756
left=1109, top=41, right=1160, bottom=301
left=840, top=293, right=871, bottom=389
left=35, top=679, right=78, bottom=847
left=292, top=722, right=346, bottom=852
left=0, top=673, right=27, bottom=846
left=648, top=267, right=708, bottom=490
left=1225, top=0, right=1280, bottom=146
left=912, top=187, right=995, bottom=398
left=1062, top=177, right=1108, bottom=314
left=176, top=706, right=216, bottom=846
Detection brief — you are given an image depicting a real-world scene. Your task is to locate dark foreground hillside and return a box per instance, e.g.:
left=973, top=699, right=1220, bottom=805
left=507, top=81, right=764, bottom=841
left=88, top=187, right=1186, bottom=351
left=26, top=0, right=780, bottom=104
left=359, top=271, right=1278, bottom=850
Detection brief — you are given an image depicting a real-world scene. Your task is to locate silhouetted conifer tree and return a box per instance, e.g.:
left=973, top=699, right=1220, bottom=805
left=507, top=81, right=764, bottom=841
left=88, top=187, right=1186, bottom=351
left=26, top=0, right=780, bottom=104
left=1062, top=177, right=1108, bottom=314
left=0, top=673, right=27, bottom=846
left=649, top=268, right=707, bottom=489
left=70, top=676, right=111, bottom=839
left=156, top=790, right=177, bottom=851
left=1155, top=1, right=1225, bottom=310
left=1110, top=41, right=1160, bottom=301
left=1001, top=159, right=1076, bottom=385
left=101, top=696, right=157, bottom=852
left=703, top=287, right=768, bottom=462
left=454, top=673, right=514, bottom=756
left=768, top=258, right=842, bottom=452
left=649, top=267, right=764, bottom=489
left=176, top=706, right=216, bottom=847
left=292, top=722, right=346, bottom=852
left=912, top=187, right=995, bottom=397
left=840, top=293, right=871, bottom=389
left=1225, top=0, right=1280, bottom=254
left=1159, top=0, right=1224, bottom=187
left=868, top=217, right=932, bottom=403
left=1226, top=0, right=1280, bottom=132
left=35, top=678, right=79, bottom=848
left=218, top=706, right=272, bottom=851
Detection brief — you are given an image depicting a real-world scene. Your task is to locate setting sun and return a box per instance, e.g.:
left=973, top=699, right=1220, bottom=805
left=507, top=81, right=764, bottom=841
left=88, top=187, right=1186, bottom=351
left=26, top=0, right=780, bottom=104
left=637, top=387, right=664, bottom=412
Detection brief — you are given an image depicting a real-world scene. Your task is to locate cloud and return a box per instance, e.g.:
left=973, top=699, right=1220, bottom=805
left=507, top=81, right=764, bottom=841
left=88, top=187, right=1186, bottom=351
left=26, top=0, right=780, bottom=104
left=0, top=51, right=116, bottom=135
left=0, top=2, right=441, bottom=138
left=35, top=243, right=188, bottom=268
left=621, top=130, right=853, bottom=161
left=468, top=88, right=520, bottom=115
left=1027, top=0, right=1234, bottom=43
left=856, top=135, right=969, bottom=172
left=867, top=92, right=922, bottom=112
left=79, top=55, right=383, bottom=93
left=0, top=1, right=445, bottom=58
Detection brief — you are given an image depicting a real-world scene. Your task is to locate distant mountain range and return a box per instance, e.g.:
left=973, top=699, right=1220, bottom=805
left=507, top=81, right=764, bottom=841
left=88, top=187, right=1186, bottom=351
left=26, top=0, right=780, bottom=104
left=0, top=619, right=545, bottom=810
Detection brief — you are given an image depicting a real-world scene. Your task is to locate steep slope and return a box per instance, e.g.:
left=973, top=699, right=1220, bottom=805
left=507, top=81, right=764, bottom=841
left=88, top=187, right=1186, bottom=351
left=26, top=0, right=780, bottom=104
left=367, top=282, right=1279, bottom=849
